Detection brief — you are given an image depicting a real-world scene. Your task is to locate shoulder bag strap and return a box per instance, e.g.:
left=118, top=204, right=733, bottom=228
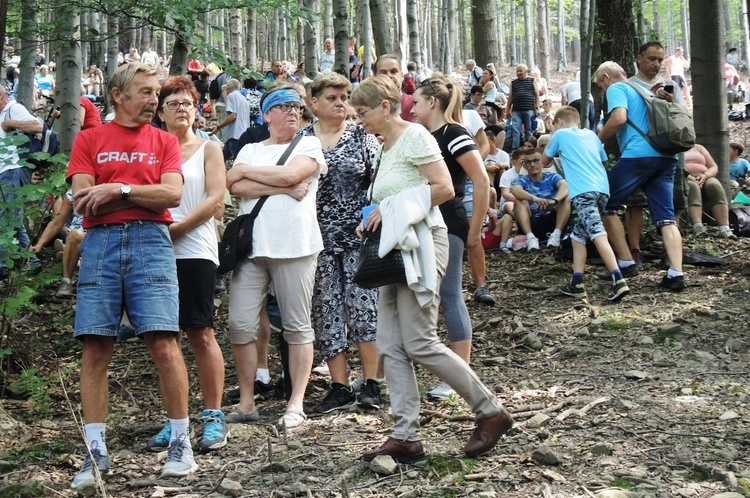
left=250, top=134, right=304, bottom=215
left=622, top=80, right=652, bottom=141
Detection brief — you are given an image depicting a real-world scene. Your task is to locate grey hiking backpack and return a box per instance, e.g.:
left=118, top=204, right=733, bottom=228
left=624, top=80, right=695, bottom=155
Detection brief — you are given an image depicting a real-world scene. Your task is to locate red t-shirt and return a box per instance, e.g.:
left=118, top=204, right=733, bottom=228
left=80, top=97, right=102, bottom=130
left=66, top=122, right=183, bottom=228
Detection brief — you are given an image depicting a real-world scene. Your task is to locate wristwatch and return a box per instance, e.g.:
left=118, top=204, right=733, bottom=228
left=120, top=183, right=131, bottom=200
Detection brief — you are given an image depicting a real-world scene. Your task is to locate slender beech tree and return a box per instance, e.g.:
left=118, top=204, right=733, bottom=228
left=523, top=0, right=535, bottom=67
left=407, top=0, right=420, bottom=65
left=55, top=0, right=81, bottom=154
left=304, top=0, right=319, bottom=78
left=333, top=0, right=349, bottom=76
left=370, top=0, right=392, bottom=57
left=536, top=0, right=549, bottom=80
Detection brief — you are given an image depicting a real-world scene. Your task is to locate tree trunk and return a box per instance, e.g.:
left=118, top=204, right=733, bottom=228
left=510, top=0, right=517, bottom=65
left=246, top=9, right=257, bottom=70
left=536, top=0, right=549, bottom=80
left=523, top=0, right=534, bottom=68
left=370, top=0, right=391, bottom=57
left=16, top=2, right=36, bottom=111
left=169, top=27, right=188, bottom=76
left=55, top=0, right=81, bottom=154
left=471, top=0, right=498, bottom=68
left=229, top=8, right=242, bottom=65
left=595, top=0, right=637, bottom=77
left=90, top=12, right=104, bottom=70
left=458, top=5, right=466, bottom=68
left=652, top=0, right=661, bottom=41
left=279, top=9, right=288, bottom=61
left=333, top=0, right=349, bottom=76
left=407, top=0, right=420, bottom=64
left=324, top=0, right=333, bottom=40
left=362, top=0, right=373, bottom=78
left=497, top=1, right=506, bottom=65
left=723, top=1, right=733, bottom=53
left=742, top=0, right=750, bottom=71
left=557, top=0, right=566, bottom=70
left=80, top=13, right=88, bottom=67
left=580, top=0, right=593, bottom=130
left=304, top=0, right=319, bottom=78
left=690, top=0, right=729, bottom=192
left=636, top=0, right=645, bottom=44
left=0, top=0, right=8, bottom=73
left=447, top=0, right=458, bottom=70
left=104, top=14, right=118, bottom=114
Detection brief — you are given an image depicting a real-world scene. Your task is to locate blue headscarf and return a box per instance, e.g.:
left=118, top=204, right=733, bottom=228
left=260, top=88, right=302, bottom=115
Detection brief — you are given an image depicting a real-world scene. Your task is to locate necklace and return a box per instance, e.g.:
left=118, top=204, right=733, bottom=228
left=315, top=122, right=346, bottom=151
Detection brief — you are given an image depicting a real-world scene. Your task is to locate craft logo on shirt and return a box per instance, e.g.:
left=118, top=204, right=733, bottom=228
left=96, top=151, right=160, bottom=165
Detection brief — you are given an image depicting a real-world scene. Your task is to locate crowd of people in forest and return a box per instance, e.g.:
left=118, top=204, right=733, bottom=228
left=0, top=35, right=745, bottom=490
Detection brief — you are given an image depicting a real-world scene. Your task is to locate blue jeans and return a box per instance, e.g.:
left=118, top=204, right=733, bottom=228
left=74, top=222, right=179, bottom=337
left=511, top=110, right=535, bottom=149
left=604, top=156, right=678, bottom=226
left=0, top=166, right=39, bottom=269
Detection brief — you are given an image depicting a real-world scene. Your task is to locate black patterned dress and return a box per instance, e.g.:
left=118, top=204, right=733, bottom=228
left=299, top=123, right=379, bottom=358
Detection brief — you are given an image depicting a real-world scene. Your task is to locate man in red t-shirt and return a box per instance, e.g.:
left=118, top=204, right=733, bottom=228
left=66, top=63, right=196, bottom=490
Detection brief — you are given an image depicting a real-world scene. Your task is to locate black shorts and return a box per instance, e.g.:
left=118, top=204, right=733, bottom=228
left=670, top=75, right=687, bottom=89
left=176, top=258, right=216, bottom=330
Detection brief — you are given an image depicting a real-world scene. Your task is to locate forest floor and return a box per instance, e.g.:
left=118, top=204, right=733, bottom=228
left=1, top=69, right=750, bottom=498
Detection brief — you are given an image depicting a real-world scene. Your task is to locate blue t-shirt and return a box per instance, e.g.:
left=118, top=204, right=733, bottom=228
left=730, top=158, right=750, bottom=181
left=513, top=172, right=563, bottom=213
left=606, top=81, right=672, bottom=159
left=545, top=127, right=609, bottom=198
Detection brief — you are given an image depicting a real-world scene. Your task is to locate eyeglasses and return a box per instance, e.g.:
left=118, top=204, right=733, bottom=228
left=355, top=107, right=376, bottom=120
left=522, top=158, right=542, bottom=165
left=163, top=101, right=195, bottom=111
left=274, top=103, right=302, bottom=113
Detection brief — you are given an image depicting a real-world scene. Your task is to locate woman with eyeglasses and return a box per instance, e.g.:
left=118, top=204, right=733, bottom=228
left=146, top=76, right=229, bottom=453
left=411, top=74, right=493, bottom=395
left=298, top=72, right=382, bottom=414
left=350, top=75, right=512, bottom=463
left=225, top=87, right=327, bottom=430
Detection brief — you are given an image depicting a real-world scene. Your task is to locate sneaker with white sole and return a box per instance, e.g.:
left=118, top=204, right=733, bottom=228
left=160, top=434, right=198, bottom=478
left=546, top=232, right=561, bottom=248
left=428, top=382, right=456, bottom=400
left=526, top=236, right=540, bottom=251
left=357, top=379, right=382, bottom=410
left=71, top=442, right=109, bottom=490
left=350, top=373, right=365, bottom=393
left=200, top=409, right=230, bottom=452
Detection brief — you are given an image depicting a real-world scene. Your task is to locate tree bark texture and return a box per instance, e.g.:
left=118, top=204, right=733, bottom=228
left=169, top=27, right=188, bottom=76
left=229, top=8, right=243, bottom=65
left=690, top=0, right=729, bottom=190
left=536, top=0, right=549, bottom=80
left=510, top=0, right=517, bottom=65
left=407, top=0, right=420, bottom=64
left=246, top=9, right=257, bottom=70
left=369, top=0, right=392, bottom=57
left=523, top=0, right=535, bottom=68
left=304, top=0, right=319, bottom=78
left=362, top=0, right=373, bottom=78
left=595, top=0, right=636, bottom=77
left=55, top=0, right=81, bottom=154
left=471, top=0, right=498, bottom=68
left=16, top=1, right=37, bottom=111
left=557, top=0, right=566, bottom=70
left=333, top=0, right=349, bottom=76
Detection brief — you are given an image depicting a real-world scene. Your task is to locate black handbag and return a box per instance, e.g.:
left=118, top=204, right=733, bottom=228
left=217, top=135, right=303, bottom=274
left=352, top=148, right=407, bottom=289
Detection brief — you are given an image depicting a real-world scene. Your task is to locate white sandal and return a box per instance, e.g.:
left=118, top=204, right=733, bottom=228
left=278, top=409, right=307, bottom=429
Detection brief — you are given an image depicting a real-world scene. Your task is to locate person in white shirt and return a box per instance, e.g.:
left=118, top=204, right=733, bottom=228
left=665, top=47, right=690, bottom=104
left=210, top=79, right=250, bottom=159
left=141, top=44, right=160, bottom=69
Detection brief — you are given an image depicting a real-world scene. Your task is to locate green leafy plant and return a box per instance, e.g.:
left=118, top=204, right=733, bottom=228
left=16, top=368, right=52, bottom=414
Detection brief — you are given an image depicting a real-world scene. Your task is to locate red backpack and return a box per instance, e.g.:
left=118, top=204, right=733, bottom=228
left=403, top=73, right=416, bottom=95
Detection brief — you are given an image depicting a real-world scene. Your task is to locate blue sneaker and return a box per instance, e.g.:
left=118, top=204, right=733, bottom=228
left=145, top=421, right=171, bottom=452
left=200, top=409, right=230, bottom=452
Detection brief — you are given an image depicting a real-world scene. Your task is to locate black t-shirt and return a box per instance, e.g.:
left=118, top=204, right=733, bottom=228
left=236, top=123, right=270, bottom=151
left=432, top=123, right=478, bottom=242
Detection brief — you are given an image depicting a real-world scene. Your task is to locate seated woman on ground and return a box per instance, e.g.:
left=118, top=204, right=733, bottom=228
left=483, top=148, right=524, bottom=252
left=685, top=144, right=736, bottom=239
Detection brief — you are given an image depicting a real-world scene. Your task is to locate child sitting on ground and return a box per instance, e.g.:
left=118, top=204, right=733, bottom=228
left=541, top=106, right=630, bottom=301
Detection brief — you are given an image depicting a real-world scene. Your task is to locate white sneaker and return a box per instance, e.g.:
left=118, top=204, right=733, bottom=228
left=428, top=382, right=456, bottom=400
left=71, top=444, right=109, bottom=490
left=312, top=361, right=330, bottom=376
left=547, top=232, right=561, bottom=248
left=159, top=434, right=198, bottom=478
left=527, top=236, right=540, bottom=251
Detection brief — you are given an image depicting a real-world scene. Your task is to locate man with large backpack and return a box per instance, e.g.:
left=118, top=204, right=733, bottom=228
left=208, top=70, right=228, bottom=119
left=593, top=55, right=687, bottom=292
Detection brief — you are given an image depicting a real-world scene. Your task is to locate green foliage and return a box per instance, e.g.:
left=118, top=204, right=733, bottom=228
left=7, top=440, right=70, bottom=462
left=611, top=477, right=636, bottom=489
left=16, top=368, right=52, bottom=414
